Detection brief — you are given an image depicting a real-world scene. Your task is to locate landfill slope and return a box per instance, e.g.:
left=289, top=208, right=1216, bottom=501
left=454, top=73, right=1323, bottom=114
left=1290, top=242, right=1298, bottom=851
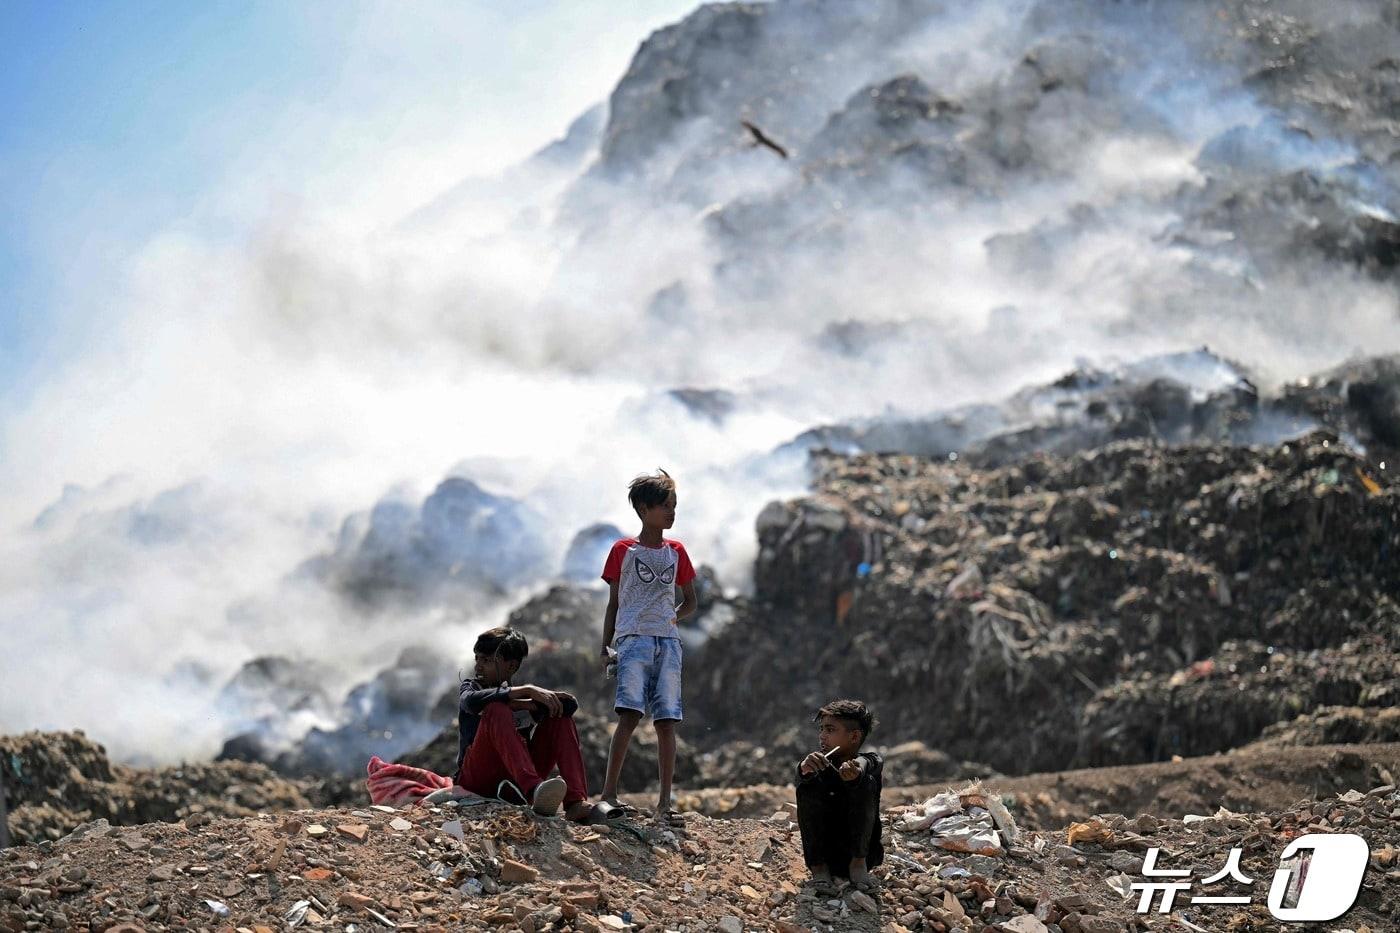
left=689, top=429, right=1398, bottom=776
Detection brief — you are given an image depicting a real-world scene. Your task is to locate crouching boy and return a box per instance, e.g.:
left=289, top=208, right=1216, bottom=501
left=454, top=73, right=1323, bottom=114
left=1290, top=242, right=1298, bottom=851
left=456, top=627, right=593, bottom=820
left=796, top=699, right=885, bottom=891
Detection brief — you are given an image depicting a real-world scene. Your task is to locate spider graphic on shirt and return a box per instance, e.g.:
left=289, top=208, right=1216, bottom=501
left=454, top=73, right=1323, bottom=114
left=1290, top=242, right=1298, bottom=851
left=634, top=555, right=675, bottom=585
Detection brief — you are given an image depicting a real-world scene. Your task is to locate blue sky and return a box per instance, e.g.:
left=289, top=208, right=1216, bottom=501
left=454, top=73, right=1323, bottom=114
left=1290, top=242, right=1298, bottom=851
left=0, top=1, right=696, bottom=403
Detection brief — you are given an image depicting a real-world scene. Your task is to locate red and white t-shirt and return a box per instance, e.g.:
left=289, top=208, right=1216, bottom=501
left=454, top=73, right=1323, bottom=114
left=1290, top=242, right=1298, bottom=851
left=602, top=538, right=696, bottom=640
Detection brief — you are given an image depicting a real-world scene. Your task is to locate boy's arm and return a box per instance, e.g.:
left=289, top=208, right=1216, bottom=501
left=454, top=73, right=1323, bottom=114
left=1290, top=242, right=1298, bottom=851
left=459, top=680, right=511, bottom=715
left=675, top=580, right=698, bottom=622
left=601, top=578, right=620, bottom=657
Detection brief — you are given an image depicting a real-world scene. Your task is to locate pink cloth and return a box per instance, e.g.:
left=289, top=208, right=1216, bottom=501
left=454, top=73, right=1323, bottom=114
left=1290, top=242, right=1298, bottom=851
left=365, top=755, right=452, bottom=806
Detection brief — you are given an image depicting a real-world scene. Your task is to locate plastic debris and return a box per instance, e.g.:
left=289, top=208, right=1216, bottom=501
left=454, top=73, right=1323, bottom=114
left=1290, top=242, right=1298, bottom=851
left=285, top=899, right=311, bottom=927
left=899, top=783, right=1009, bottom=855
left=884, top=852, right=926, bottom=872
left=204, top=899, right=229, bottom=917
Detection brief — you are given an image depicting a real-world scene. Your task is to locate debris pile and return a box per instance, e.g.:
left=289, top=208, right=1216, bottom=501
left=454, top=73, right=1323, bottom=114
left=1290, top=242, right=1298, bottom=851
left=898, top=783, right=1020, bottom=857
left=0, top=731, right=310, bottom=848
left=690, top=429, right=1398, bottom=775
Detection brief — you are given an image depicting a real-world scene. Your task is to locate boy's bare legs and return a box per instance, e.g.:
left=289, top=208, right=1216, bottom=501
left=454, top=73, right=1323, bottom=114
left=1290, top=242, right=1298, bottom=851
left=654, top=718, right=677, bottom=813
left=600, top=709, right=642, bottom=805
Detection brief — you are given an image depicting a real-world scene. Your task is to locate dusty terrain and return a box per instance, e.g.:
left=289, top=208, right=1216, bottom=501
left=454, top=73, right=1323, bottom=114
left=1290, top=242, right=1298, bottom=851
left=3, top=771, right=1396, bottom=933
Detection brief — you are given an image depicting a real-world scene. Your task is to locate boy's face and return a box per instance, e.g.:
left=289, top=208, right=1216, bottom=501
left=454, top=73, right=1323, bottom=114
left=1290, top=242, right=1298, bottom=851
left=473, top=650, right=519, bottom=686
left=637, top=491, right=677, bottom=530
left=816, top=714, right=863, bottom=756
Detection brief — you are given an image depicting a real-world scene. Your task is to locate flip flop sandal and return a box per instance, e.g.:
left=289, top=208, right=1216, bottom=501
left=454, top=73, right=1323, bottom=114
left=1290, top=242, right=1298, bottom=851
left=584, top=801, right=622, bottom=825
left=808, top=879, right=838, bottom=897
left=853, top=879, right=881, bottom=893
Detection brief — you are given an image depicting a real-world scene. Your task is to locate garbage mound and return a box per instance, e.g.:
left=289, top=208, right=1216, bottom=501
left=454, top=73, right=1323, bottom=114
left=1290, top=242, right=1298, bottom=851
left=795, top=349, right=1400, bottom=468
left=1078, top=637, right=1400, bottom=767
left=0, top=731, right=310, bottom=847
left=689, top=428, right=1398, bottom=775
left=1248, top=706, right=1400, bottom=749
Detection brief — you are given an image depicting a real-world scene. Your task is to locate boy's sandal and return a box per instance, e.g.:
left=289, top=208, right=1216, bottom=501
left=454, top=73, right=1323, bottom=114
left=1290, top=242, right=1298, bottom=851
left=852, top=879, right=881, bottom=893
left=584, top=801, right=627, bottom=824
left=807, top=879, right=838, bottom=897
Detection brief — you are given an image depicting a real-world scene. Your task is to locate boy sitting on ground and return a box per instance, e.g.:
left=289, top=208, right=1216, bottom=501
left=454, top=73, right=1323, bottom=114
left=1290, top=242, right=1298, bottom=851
left=456, top=626, right=593, bottom=820
left=796, top=699, right=885, bottom=892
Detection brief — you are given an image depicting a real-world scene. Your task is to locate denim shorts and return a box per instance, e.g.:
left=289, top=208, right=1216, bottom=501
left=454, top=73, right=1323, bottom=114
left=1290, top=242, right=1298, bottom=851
left=614, top=634, right=683, bottom=721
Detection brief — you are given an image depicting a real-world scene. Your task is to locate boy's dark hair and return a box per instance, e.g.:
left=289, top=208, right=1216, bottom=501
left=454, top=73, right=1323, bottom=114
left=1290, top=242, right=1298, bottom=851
left=474, top=627, right=528, bottom=663
left=815, top=699, right=875, bottom=743
left=628, top=468, right=675, bottom=514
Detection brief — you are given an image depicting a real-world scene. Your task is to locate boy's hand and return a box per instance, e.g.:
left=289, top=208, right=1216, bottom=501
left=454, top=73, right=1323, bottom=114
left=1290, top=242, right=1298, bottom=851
left=521, top=686, right=563, bottom=717
left=837, top=758, right=863, bottom=782
left=800, top=752, right=831, bottom=776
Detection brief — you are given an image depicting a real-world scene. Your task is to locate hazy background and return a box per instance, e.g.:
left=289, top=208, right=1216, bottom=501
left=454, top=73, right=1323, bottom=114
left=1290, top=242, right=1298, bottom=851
left=4, top=0, right=1399, bottom=766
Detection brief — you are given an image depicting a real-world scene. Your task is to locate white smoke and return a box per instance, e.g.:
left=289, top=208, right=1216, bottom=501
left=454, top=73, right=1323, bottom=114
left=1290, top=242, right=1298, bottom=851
left=3, top=0, right=1400, bottom=765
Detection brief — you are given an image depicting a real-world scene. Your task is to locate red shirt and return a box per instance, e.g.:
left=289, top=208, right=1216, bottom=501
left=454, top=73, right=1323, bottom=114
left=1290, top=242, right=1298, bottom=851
left=602, top=538, right=696, bottom=639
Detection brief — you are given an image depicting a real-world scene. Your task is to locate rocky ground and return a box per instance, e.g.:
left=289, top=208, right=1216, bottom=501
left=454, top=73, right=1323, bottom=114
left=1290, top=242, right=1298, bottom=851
left=2, top=768, right=1397, bottom=933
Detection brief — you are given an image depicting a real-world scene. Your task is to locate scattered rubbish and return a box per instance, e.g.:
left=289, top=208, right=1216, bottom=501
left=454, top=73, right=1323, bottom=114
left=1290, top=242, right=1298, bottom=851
left=884, top=852, right=926, bottom=872
left=899, top=783, right=1013, bottom=855
left=365, top=907, right=398, bottom=928
left=203, top=899, right=229, bottom=918
left=284, top=899, right=311, bottom=927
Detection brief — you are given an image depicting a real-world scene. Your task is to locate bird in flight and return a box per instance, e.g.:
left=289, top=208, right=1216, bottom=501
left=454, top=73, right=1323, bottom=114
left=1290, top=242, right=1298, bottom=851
left=741, top=120, right=789, bottom=159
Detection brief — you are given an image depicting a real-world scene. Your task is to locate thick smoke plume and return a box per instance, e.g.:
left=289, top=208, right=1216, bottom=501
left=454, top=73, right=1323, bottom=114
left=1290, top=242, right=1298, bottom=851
left=3, top=0, right=1399, bottom=766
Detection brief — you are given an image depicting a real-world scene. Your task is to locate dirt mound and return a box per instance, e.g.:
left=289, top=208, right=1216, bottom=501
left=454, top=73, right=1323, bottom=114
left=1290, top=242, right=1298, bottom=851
left=666, top=743, right=1400, bottom=832
left=4, top=771, right=1396, bottom=932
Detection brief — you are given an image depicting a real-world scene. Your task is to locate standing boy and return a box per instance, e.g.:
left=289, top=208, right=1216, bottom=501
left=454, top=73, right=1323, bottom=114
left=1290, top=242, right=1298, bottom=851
left=796, top=699, right=885, bottom=892
left=599, top=469, right=698, bottom=822
left=456, top=627, right=593, bottom=820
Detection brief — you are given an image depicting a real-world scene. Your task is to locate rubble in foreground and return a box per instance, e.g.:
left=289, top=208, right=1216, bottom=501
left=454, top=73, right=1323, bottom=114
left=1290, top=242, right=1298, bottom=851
left=2, top=779, right=1396, bottom=932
